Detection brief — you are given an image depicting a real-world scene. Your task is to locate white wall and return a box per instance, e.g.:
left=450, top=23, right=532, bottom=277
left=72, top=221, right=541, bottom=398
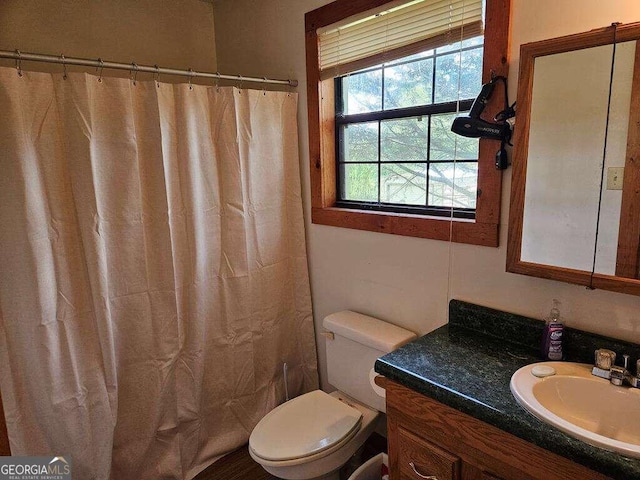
left=0, top=0, right=216, bottom=77
left=213, top=0, right=640, bottom=389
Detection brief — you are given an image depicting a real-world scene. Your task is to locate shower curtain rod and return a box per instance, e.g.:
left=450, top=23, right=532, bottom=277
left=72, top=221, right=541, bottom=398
left=0, top=49, right=298, bottom=87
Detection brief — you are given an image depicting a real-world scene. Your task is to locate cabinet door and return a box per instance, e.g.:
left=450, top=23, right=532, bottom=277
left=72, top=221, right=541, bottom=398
left=398, top=427, right=461, bottom=480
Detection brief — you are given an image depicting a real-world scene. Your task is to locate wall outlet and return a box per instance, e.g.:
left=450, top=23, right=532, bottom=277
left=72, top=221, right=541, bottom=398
left=607, top=167, right=624, bottom=190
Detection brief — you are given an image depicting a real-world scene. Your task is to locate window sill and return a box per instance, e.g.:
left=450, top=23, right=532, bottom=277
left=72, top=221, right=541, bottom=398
left=311, top=206, right=498, bottom=246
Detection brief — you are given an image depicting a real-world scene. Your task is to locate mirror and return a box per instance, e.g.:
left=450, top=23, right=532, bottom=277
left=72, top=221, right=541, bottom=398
left=508, top=23, right=640, bottom=296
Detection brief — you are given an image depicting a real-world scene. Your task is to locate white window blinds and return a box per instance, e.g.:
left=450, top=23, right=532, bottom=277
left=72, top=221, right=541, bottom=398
left=317, top=0, right=483, bottom=80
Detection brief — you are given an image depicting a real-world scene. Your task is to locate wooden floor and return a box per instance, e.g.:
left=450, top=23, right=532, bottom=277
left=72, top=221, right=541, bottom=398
left=194, top=446, right=279, bottom=480
left=195, top=434, right=386, bottom=480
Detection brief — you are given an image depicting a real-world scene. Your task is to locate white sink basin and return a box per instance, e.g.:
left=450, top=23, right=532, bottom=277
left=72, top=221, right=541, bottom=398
left=510, top=361, right=640, bottom=458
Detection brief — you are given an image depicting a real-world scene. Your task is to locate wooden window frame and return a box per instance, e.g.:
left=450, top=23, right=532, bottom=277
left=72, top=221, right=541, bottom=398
left=305, top=0, right=511, bottom=247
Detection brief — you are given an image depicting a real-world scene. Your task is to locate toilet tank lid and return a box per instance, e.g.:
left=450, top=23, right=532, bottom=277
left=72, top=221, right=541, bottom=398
left=323, top=311, right=417, bottom=353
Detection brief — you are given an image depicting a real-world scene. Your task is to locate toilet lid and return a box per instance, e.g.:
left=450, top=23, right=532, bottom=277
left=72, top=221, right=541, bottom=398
left=249, top=390, right=363, bottom=461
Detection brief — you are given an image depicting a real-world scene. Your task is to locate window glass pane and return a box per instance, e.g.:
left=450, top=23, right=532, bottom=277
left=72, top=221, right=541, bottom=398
left=342, top=69, right=382, bottom=114
left=335, top=35, right=485, bottom=216
left=384, top=58, right=433, bottom=110
left=430, top=112, right=479, bottom=160
left=380, top=117, right=427, bottom=162
left=341, top=163, right=379, bottom=202
left=434, top=47, right=483, bottom=103
left=436, top=36, right=483, bottom=54
left=343, top=122, right=378, bottom=162
left=428, top=162, right=478, bottom=208
left=381, top=163, right=427, bottom=205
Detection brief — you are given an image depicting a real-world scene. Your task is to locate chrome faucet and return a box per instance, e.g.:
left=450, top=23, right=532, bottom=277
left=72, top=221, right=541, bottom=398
left=610, top=354, right=630, bottom=386
left=593, top=350, right=640, bottom=387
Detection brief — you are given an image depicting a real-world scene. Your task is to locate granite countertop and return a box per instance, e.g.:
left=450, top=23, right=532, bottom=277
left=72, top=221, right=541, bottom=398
left=374, top=300, right=640, bottom=480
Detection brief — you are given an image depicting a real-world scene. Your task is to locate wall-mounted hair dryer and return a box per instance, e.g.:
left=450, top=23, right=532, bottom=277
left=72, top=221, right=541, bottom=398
left=451, top=75, right=515, bottom=170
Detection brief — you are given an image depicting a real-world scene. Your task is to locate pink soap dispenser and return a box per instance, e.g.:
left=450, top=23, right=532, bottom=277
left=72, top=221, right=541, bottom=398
left=541, top=299, right=564, bottom=361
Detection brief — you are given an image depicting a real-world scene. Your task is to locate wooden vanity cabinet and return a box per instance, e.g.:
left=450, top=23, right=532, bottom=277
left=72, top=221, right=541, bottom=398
left=380, top=378, right=610, bottom=480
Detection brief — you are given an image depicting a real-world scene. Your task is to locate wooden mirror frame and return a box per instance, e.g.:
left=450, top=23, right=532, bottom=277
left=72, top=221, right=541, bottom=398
left=507, top=22, right=640, bottom=296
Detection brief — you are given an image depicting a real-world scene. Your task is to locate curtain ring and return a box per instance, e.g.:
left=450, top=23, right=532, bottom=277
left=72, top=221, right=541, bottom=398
left=154, top=64, right=160, bottom=88
left=97, top=58, right=104, bottom=83
left=187, top=68, right=194, bottom=91
left=61, top=54, right=67, bottom=80
left=215, top=72, right=221, bottom=92
left=130, top=63, right=138, bottom=86
left=15, top=49, right=22, bottom=77
left=238, top=74, right=243, bottom=92
left=262, top=77, right=267, bottom=96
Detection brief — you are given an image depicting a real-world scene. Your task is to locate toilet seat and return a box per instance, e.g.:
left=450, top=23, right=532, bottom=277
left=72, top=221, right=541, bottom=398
left=249, top=390, right=363, bottom=463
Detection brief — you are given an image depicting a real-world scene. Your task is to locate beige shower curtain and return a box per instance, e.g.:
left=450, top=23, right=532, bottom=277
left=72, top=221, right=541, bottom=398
left=0, top=67, right=318, bottom=479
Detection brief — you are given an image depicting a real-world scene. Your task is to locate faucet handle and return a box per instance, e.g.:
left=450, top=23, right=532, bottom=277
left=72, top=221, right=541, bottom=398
left=592, top=349, right=616, bottom=380
left=631, top=363, right=640, bottom=388
left=595, top=349, right=616, bottom=370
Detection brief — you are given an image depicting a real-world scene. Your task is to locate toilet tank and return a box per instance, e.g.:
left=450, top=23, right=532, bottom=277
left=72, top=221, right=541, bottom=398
left=323, top=311, right=416, bottom=413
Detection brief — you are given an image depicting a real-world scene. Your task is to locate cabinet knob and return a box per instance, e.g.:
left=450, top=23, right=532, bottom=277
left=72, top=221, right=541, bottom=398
left=408, top=461, right=439, bottom=480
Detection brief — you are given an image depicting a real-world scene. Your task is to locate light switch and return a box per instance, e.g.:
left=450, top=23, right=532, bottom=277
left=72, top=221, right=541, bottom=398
left=607, top=167, right=624, bottom=190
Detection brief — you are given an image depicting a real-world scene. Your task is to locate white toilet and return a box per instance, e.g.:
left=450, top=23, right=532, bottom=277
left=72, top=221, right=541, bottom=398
left=249, top=311, right=416, bottom=480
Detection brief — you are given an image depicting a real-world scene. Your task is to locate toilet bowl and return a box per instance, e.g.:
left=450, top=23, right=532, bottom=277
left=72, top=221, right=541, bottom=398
left=249, top=311, right=416, bottom=480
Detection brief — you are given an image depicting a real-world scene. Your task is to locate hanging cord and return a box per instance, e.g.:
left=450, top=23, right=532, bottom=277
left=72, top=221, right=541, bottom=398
left=589, top=22, right=620, bottom=289
left=491, top=74, right=516, bottom=169
left=492, top=74, right=516, bottom=129
left=445, top=8, right=467, bottom=320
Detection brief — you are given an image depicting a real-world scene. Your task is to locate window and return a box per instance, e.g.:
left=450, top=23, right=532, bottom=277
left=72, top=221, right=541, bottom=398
left=305, top=0, right=511, bottom=246
left=335, top=37, right=484, bottom=218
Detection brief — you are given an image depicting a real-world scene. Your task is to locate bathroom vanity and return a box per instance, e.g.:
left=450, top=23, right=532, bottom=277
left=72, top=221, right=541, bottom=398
left=379, top=378, right=607, bottom=479
left=375, top=300, right=640, bottom=480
